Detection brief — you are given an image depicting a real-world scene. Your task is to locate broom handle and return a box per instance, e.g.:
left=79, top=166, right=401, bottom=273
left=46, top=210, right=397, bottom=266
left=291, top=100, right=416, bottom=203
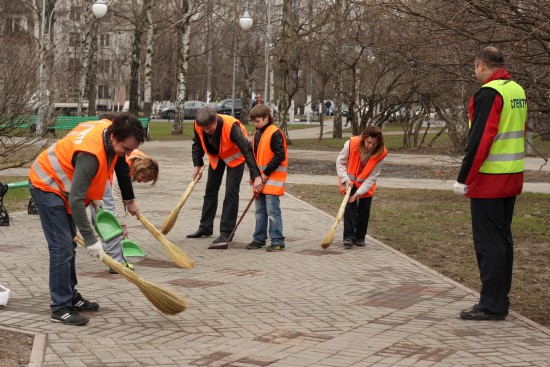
left=336, top=185, right=353, bottom=222
left=168, top=165, right=206, bottom=216
left=227, top=192, right=258, bottom=242
left=177, top=165, right=206, bottom=207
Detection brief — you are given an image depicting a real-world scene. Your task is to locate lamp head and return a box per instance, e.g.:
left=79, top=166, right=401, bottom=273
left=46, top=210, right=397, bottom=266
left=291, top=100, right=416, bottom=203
left=239, top=10, right=253, bottom=31
left=92, top=0, right=108, bottom=19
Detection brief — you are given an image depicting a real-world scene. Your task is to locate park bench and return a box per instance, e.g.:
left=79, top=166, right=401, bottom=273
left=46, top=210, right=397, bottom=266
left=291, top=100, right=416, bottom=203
left=1, top=115, right=151, bottom=141
left=47, top=116, right=151, bottom=141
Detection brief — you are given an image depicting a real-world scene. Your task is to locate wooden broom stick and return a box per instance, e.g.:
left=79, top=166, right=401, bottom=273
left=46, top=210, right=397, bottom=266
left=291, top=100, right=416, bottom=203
left=139, top=214, right=194, bottom=269
left=321, top=185, right=352, bottom=249
left=74, top=236, right=187, bottom=315
left=160, top=165, right=206, bottom=235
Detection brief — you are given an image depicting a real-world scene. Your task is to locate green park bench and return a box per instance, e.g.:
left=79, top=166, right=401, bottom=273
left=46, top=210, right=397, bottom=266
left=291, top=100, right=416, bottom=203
left=0, top=115, right=37, bottom=130
left=48, top=116, right=151, bottom=141
left=2, top=115, right=150, bottom=141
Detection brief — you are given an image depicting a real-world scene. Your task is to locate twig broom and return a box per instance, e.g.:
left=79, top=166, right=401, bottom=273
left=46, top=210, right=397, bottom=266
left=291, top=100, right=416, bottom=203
left=139, top=214, right=194, bottom=269
left=321, top=185, right=352, bottom=249
left=160, top=165, right=206, bottom=235
left=74, top=236, right=187, bottom=315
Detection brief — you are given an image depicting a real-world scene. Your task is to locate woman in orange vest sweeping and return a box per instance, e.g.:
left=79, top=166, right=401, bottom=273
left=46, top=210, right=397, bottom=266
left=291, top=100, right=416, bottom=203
left=336, top=126, right=387, bottom=249
left=28, top=112, right=146, bottom=326
left=187, top=106, right=263, bottom=249
left=247, top=105, right=288, bottom=252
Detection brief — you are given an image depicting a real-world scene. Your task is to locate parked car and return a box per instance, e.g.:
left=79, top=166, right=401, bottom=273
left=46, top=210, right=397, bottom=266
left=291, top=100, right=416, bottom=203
left=158, top=101, right=208, bottom=120
left=214, top=99, right=243, bottom=119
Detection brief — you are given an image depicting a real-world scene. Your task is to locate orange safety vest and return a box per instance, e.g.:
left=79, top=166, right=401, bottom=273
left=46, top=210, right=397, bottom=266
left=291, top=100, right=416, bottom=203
left=253, top=124, right=288, bottom=196
left=338, top=136, right=387, bottom=198
left=29, top=121, right=117, bottom=213
left=195, top=115, right=248, bottom=170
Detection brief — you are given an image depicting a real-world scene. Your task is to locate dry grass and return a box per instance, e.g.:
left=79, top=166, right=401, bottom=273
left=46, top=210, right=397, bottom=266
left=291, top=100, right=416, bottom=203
left=286, top=184, right=550, bottom=326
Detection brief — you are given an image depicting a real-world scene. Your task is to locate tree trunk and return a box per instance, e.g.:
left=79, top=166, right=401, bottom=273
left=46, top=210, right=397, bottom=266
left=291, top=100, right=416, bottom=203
left=173, top=0, right=190, bottom=135
left=143, top=0, right=154, bottom=118
left=77, top=11, right=97, bottom=116
left=85, top=21, right=99, bottom=116
left=129, top=26, right=142, bottom=116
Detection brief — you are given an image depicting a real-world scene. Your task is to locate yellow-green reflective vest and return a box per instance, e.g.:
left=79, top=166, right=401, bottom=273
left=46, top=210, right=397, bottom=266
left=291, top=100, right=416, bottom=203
left=470, top=79, right=527, bottom=174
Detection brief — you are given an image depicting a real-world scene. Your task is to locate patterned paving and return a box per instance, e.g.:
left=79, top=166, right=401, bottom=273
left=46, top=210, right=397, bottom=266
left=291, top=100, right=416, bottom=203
left=0, top=140, right=549, bottom=366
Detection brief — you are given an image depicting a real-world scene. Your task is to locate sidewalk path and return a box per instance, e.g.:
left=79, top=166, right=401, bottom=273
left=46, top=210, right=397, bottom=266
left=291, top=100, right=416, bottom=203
left=1, top=140, right=549, bottom=367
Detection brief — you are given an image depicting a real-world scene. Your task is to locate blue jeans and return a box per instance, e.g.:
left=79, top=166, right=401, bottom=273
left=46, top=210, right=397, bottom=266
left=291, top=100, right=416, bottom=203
left=252, top=194, right=285, bottom=245
left=29, top=184, right=78, bottom=312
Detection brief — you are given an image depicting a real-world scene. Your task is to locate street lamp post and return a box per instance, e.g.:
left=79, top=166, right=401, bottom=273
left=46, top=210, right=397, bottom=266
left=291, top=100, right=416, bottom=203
left=239, top=0, right=272, bottom=105
left=36, top=0, right=108, bottom=136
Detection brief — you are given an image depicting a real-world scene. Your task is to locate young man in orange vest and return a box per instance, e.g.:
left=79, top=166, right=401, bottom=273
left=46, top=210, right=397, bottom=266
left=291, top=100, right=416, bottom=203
left=246, top=105, right=288, bottom=251
left=336, top=126, right=387, bottom=248
left=29, top=112, right=145, bottom=326
left=187, top=106, right=263, bottom=249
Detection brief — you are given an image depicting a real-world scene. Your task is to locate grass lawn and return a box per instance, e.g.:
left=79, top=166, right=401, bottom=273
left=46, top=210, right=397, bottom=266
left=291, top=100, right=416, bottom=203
left=285, top=184, right=550, bottom=327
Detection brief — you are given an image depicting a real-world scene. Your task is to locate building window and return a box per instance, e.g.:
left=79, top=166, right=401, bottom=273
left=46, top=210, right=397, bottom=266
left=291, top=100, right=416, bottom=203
left=68, top=58, right=80, bottom=72
left=69, top=32, right=80, bottom=47
left=98, top=85, right=110, bottom=99
left=70, top=6, right=81, bottom=21
left=99, top=34, right=110, bottom=47
left=5, top=18, right=22, bottom=33
left=98, top=59, right=110, bottom=74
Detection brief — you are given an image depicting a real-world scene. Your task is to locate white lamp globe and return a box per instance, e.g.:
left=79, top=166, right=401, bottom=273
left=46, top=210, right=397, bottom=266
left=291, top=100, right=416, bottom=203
left=92, top=0, right=108, bottom=19
left=239, top=11, right=253, bottom=31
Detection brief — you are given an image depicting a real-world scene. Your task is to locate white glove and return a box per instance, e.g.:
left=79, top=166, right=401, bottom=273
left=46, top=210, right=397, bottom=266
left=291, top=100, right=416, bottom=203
left=453, top=181, right=468, bottom=195
left=86, top=240, right=106, bottom=260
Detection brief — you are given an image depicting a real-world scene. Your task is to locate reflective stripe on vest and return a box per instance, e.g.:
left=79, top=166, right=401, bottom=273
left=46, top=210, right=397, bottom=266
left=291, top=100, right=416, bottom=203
left=196, top=115, right=247, bottom=170
left=28, top=121, right=115, bottom=212
left=477, top=79, right=527, bottom=174
left=339, top=136, right=387, bottom=198
left=253, top=124, right=288, bottom=196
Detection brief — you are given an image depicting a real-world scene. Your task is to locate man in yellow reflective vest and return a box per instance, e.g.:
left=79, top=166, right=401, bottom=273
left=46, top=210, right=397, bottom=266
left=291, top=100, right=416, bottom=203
left=454, top=46, right=527, bottom=321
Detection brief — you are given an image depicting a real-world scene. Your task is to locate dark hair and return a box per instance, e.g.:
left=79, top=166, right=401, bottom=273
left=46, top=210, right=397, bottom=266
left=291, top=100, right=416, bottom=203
left=476, top=46, right=504, bottom=68
left=106, top=112, right=145, bottom=143
left=249, top=104, right=274, bottom=124
left=358, top=126, right=385, bottom=157
left=195, top=106, right=218, bottom=127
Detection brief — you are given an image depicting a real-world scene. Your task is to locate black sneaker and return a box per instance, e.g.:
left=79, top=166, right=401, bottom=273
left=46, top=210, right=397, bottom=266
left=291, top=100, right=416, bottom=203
left=246, top=241, right=265, bottom=249
left=72, top=294, right=100, bottom=312
left=51, top=307, right=89, bottom=326
left=354, top=240, right=366, bottom=247
left=460, top=307, right=506, bottom=321
left=266, top=244, right=285, bottom=252
left=343, top=238, right=354, bottom=249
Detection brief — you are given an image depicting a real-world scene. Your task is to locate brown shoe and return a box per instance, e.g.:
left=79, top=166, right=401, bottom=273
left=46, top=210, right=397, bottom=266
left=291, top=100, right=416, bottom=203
left=208, top=243, right=228, bottom=250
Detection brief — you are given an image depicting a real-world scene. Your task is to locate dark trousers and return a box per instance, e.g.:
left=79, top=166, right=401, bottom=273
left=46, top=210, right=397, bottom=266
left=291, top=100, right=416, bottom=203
left=470, top=196, right=515, bottom=316
left=199, top=160, right=245, bottom=235
left=343, top=193, right=372, bottom=242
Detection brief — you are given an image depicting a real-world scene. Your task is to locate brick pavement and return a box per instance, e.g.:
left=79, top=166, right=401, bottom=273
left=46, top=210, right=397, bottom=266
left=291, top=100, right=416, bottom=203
left=1, top=140, right=549, bottom=366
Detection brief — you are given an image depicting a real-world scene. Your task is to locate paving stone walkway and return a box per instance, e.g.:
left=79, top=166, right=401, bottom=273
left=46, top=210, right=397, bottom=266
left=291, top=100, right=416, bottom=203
left=0, top=139, right=549, bottom=366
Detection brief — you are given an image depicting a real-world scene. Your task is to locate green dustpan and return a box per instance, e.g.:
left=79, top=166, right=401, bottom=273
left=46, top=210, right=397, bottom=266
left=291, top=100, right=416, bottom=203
left=122, top=239, right=145, bottom=257
left=94, top=207, right=124, bottom=242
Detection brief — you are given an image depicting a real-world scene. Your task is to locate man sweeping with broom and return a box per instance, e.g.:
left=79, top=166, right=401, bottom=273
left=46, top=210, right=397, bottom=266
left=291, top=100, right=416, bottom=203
left=186, top=106, right=263, bottom=249
left=29, top=112, right=146, bottom=326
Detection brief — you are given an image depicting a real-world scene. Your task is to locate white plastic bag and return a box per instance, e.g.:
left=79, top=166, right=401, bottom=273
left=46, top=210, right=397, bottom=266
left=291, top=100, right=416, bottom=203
left=0, top=285, right=10, bottom=306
